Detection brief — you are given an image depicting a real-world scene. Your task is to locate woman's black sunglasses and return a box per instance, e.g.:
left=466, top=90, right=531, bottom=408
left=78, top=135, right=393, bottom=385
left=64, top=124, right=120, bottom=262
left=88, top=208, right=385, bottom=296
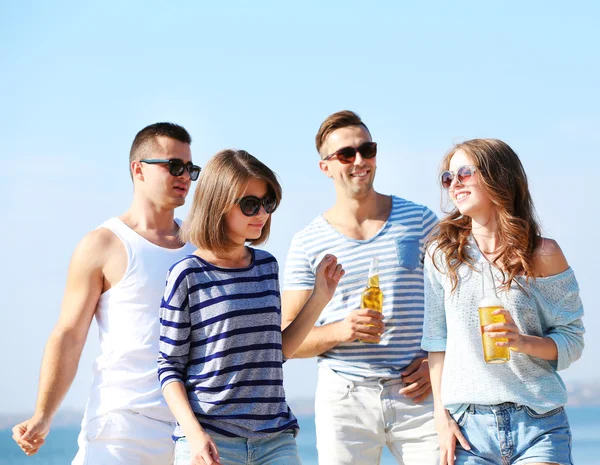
left=323, top=141, right=377, bottom=164
left=140, top=158, right=201, bottom=181
left=236, top=195, right=278, bottom=217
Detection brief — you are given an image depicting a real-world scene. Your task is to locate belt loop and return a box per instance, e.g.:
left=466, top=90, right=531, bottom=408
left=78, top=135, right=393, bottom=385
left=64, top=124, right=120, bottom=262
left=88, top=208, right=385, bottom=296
left=469, top=404, right=475, bottom=414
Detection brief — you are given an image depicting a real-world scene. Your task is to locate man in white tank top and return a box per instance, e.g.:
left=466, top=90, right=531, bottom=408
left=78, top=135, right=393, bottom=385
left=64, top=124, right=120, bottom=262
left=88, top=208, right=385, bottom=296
left=12, top=122, right=199, bottom=464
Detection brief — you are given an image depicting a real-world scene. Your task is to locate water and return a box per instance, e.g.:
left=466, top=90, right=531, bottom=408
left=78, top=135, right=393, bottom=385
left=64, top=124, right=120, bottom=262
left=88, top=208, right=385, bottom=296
left=1, top=406, right=598, bottom=464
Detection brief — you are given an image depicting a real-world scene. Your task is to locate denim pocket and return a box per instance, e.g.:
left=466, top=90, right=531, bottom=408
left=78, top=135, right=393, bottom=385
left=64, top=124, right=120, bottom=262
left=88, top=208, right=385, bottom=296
left=523, top=405, right=564, bottom=419
left=452, top=409, right=470, bottom=427
left=319, top=384, right=352, bottom=403
left=396, top=237, right=420, bottom=270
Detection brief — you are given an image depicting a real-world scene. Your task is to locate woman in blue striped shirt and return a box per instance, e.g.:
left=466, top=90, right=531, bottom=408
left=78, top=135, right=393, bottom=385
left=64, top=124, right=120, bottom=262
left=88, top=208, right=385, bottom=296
left=158, top=149, right=344, bottom=465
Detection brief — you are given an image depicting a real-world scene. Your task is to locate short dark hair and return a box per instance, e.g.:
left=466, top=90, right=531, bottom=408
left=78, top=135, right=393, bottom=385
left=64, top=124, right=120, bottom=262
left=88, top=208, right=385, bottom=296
left=315, top=110, right=370, bottom=155
left=129, top=122, right=192, bottom=175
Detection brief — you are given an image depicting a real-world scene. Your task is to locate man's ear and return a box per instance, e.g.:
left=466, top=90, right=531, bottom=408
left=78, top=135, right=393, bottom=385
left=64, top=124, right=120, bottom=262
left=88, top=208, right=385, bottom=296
left=131, top=160, right=144, bottom=181
left=318, top=159, right=333, bottom=178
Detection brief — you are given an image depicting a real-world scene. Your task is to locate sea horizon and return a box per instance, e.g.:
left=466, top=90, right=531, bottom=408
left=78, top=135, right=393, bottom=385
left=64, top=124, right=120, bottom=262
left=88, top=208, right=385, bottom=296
left=2, top=405, right=599, bottom=465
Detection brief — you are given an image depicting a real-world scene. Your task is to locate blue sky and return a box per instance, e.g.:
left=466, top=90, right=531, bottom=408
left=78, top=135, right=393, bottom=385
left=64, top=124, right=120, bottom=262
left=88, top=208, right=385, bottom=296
left=1, top=1, right=598, bottom=414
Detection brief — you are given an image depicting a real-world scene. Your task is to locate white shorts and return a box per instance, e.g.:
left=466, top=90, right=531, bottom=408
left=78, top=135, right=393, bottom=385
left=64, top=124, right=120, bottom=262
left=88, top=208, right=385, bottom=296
left=315, top=366, right=439, bottom=465
left=71, top=409, right=175, bottom=465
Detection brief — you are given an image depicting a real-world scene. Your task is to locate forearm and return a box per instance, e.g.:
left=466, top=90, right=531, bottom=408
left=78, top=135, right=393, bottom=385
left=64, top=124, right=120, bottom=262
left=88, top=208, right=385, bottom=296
left=520, top=335, right=558, bottom=361
left=281, top=292, right=333, bottom=359
left=286, top=322, right=344, bottom=359
left=34, top=329, right=86, bottom=419
left=428, top=351, right=446, bottom=413
left=162, top=382, right=205, bottom=440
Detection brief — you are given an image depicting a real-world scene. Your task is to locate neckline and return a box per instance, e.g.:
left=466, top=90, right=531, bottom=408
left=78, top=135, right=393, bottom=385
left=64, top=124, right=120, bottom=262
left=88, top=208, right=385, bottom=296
left=189, top=247, right=256, bottom=272
left=318, top=195, right=395, bottom=244
left=114, top=217, right=188, bottom=252
left=467, top=234, right=573, bottom=282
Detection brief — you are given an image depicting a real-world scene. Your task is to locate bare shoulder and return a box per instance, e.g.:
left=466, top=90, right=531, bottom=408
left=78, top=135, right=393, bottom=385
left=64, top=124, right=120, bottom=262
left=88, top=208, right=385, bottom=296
left=72, top=228, right=123, bottom=269
left=533, top=238, right=569, bottom=277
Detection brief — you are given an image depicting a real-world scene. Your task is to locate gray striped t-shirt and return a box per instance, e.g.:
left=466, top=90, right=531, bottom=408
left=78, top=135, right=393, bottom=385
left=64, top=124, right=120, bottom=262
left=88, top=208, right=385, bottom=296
left=282, top=195, right=438, bottom=379
left=158, top=248, right=298, bottom=439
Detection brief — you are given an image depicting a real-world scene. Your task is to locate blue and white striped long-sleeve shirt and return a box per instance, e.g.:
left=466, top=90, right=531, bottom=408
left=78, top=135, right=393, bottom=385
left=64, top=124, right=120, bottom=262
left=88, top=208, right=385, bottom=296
left=282, top=195, right=438, bottom=379
left=158, top=248, right=298, bottom=439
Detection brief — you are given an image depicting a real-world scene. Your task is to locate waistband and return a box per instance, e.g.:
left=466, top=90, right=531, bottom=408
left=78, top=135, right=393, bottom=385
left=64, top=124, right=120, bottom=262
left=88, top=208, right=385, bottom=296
left=318, top=365, right=405, bottom=388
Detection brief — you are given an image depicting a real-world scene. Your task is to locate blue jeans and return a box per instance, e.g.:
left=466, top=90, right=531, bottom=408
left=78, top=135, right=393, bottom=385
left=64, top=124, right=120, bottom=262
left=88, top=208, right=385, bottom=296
left=174, top=430, right=301, bottom=465
left=454, top=402, right=572, bottom=465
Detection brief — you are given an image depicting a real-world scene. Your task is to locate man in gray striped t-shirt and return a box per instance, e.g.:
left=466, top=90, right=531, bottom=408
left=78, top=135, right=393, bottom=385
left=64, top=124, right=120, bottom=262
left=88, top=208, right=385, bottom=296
left=282, top=110, right=439, bottom=465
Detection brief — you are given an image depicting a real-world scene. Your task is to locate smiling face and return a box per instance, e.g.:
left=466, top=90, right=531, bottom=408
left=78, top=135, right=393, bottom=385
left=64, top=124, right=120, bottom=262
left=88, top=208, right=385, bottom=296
left=225, top=178, right=271, bottom=245
left=448, top=149, right=495, bottom=218
left=318, top=125, right=376, bottom=198
left=132, top=135, right=193, bottom=209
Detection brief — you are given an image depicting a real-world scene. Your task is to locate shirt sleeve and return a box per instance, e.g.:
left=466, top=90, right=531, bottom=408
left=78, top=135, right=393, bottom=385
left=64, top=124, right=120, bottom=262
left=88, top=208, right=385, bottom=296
left=158, top=266, right=191, bottom=389
left=420, top=207, right=439, bottom=265
left=282, top=233, right=315, bottom=291
left=421, top=247, right=448, bottom=352
left=536, top=268, right=585, bottom=371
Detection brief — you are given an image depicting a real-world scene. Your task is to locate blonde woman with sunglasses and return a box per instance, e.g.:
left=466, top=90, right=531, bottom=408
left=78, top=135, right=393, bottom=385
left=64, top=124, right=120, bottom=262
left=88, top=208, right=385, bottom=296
left=422, top=139, right=585, bottom=465
left=157, top=149, right=344, bottom=465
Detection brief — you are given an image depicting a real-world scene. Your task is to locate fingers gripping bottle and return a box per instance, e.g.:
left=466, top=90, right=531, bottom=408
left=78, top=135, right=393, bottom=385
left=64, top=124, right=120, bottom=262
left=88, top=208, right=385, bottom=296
left=359, top=257, right=384, bottom=344
left=478, top=262, right=510, bottom=363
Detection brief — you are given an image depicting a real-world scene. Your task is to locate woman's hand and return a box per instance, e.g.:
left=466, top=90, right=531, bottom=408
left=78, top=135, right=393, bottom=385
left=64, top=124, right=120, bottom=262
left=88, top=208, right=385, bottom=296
left=313, top=254, right=345, bottom=302
left=189, top=430, right=221, bottom=465
left=434, top=408, right=470, bottom=465
left=485, top=309, right=525, bottom=352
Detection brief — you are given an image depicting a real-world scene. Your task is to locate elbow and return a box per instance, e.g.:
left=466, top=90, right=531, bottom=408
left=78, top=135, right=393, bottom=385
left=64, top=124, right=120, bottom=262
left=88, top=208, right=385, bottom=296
left=282, top=346, right=296, bottom=360
left=550, top=332, right=585, bottom=371
left=569, top=336, right=585, bottom=365
left=49, top=325, right=87, bottom=352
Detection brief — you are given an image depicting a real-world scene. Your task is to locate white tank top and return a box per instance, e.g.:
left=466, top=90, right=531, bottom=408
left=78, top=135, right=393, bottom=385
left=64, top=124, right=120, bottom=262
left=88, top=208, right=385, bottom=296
left=82, top=217, right=196, bottom=422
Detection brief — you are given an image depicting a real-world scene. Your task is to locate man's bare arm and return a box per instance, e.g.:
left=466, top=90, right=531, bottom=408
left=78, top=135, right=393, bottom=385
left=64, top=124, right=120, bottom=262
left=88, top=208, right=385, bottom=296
left=12, top=230, right=112, bottom=455
left=281, top=289, right=384, bottom=359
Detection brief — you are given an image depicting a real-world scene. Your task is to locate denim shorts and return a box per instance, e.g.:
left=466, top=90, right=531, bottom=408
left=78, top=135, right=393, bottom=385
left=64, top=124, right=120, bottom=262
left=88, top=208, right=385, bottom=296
left=174, top=429, right=301, bottom=465
left=454, top=402, right=572, bottom=465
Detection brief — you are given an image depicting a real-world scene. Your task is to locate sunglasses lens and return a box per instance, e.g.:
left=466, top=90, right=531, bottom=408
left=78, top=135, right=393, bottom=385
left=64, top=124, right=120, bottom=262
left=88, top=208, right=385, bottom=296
left=168, top=160, right=185, bottom=176
left=457, top=166, right=474, bottom=184
left=263, top=197, right=277, bottom=214
left=189, top=166, right=200, bottom=181
left=441, top=171, right=453, bottom=189
left=335, top=147, right=356, bottom=164
left=358, top=142, right=377, bottom=159
left=239, top=197, right=260, bottom=216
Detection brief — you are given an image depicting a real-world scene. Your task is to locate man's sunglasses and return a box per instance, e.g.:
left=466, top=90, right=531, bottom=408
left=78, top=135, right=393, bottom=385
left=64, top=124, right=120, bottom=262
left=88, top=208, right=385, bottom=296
left=440, top=165, right=477, bottom=189
left=323, top=141, right=377, bottom=164
left=140, top=158, right=201, bottom=181
left=236, top=195, right=278, bottom=217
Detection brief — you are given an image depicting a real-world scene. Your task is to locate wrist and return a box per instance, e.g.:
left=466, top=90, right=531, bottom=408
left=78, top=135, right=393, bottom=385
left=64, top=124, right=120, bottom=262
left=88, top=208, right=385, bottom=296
left=185, top=425, right=207, bottom=441
left=519, top=334, right=534, bottom=354
left=433, top=404, right=448, bottom=416
left=329, top=320, right=346, bottom=344
left=309, top=288, right=330, bottom=307
left=32, top=409, right=54, bottom=423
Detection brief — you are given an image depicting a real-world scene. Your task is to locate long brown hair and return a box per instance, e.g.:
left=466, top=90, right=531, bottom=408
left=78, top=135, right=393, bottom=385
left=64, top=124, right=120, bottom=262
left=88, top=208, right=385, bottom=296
left=180, top=149, right=282, bottom=255
left=430, top=138, right=541, bottom=291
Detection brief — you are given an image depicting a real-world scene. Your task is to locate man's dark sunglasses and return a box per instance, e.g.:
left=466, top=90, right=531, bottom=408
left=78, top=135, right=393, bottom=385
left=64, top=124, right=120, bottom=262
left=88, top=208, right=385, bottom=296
left=323, top=141, right=377, bottom=164
left=140, top=158, right=201, bottom=181
left=236, top=195, right=278, bottom=217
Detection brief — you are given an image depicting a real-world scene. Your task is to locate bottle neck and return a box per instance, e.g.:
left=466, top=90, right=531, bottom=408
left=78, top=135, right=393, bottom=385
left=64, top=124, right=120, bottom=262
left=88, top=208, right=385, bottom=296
left=367, top=275, right=380, bottom=287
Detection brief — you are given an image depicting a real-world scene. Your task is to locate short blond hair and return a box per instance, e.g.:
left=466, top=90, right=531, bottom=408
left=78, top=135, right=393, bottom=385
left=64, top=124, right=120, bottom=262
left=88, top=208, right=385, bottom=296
left=181, top=150, right=282, bottom=254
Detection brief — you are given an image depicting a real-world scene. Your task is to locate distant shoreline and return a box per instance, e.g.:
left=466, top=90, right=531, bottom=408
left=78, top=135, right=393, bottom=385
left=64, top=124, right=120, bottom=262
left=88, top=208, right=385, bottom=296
left=2, top=380, right=599, bottom=431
